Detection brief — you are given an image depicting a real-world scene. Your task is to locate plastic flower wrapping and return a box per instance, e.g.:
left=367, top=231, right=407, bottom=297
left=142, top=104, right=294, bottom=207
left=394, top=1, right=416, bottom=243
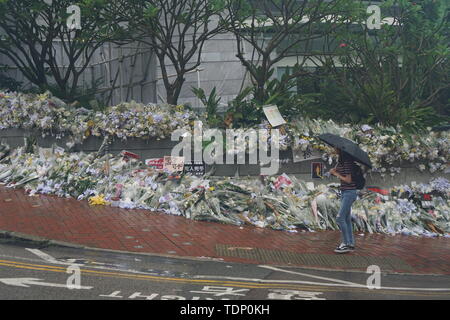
left=0, top=141, right=448, bottom=238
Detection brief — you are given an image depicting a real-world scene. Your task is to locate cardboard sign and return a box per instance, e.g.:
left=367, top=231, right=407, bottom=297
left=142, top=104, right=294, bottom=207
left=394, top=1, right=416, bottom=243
left=184, top=161, right=206, bottom=176
left=263, top=105, right=286, bottom=127
left=163, top=156, right=185, bottom=173
left=311, top=162, right=323, bottom=179
left=145, top=158, right=164, bottom=170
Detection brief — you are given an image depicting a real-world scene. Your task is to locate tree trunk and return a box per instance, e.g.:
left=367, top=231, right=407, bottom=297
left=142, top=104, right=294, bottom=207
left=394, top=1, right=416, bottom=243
left=165, top=76, right=185, bottom=106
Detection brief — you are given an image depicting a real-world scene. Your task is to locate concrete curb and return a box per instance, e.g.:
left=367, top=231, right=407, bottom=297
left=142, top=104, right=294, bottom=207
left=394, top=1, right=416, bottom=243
left=0, top=230, right=85, bottom=249
left=1, top=229, right=448, bottom=277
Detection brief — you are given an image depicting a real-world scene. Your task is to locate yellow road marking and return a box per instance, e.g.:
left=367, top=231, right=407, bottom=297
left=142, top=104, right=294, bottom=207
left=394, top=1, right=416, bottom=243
left=0, top=259, right=448, bottom=297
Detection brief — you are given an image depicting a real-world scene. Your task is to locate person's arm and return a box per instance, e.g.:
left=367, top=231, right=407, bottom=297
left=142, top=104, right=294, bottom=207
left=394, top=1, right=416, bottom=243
left=329, top=163, right=353, bottom=183
left=338, top=173, right=352, bottom=184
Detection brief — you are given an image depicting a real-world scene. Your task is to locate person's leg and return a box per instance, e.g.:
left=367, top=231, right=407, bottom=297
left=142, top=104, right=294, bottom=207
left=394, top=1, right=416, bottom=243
left=336, top=191, right=353, bottom=245
left=345, top=190, right=357, bottom=246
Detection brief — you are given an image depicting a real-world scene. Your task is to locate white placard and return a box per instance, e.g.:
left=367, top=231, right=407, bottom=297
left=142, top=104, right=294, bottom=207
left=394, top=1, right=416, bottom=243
left=263, top=105, right=286, bottom=127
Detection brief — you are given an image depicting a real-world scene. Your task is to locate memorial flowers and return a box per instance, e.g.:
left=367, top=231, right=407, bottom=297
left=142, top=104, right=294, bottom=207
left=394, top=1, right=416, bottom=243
left=0, top=90, right=449, bottom=237
left=0, top=91, right=196, bottom=144
left=1, top=90, right=448, bottom=176
left=0, top=142, right=448, bottom=237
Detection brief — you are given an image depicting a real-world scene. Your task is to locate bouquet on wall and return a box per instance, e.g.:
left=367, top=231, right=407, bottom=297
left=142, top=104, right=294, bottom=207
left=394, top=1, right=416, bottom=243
left=1, top=90, right=449, bottom=177
left=0, top=91, right=196, bottom=145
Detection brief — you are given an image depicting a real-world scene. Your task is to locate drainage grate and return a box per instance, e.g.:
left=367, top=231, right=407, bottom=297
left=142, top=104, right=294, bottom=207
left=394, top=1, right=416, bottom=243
left=216, top=244, right=414, bottom=272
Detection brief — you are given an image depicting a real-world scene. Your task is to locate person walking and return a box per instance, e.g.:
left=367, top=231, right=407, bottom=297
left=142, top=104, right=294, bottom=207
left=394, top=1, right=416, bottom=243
left=329, top=147, right=358, bottom=254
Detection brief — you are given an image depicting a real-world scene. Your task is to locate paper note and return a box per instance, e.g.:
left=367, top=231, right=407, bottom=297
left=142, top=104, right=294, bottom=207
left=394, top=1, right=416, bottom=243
left=163, top=156, right=185, bottom=173
left=263, top=105, right=286, bottom=127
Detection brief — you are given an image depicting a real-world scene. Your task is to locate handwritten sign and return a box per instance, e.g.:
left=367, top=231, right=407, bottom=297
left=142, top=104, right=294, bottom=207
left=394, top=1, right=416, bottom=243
left=121, top=151, right=140, bottom=161
left=163, top=156, right=185, bottom=173
left=263, top=105, right=286, bottom=127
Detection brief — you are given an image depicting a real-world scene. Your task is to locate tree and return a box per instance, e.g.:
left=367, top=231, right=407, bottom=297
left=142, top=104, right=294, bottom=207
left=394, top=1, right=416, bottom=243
left=115, top=0, right=230, bottom=105
left=223, top=0, right=357, bottom=104
left=314, top=0, right=450, bottom=128
left=0, top=0, right=128, bottom=101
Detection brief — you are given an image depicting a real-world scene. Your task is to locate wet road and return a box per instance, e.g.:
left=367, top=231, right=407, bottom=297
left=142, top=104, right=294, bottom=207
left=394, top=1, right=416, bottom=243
left=0, top=239, right=449, bottom=303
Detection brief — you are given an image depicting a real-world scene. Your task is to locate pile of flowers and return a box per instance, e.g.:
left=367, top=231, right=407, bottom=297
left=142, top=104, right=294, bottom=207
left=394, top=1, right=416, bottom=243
left=1, top=90, right=448, bottom=177
left=0, top=91, right=196, bottom=144
left=284, top=118, right=449, bottom=177
left=0, top=142, right=448, bottom=237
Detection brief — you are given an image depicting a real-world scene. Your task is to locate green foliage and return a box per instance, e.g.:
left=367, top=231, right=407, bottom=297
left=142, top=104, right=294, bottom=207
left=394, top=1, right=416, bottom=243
left=225, top=87, right=261, bottom=128
left=224, top=74, right=309, bottom=128
left=301, top=0, right=450, bottom=130
left=0, top=0, right=131, bottom=104
left=192, top=87, right=222, bottom=127
left=223, top=0, right=448, bottom=131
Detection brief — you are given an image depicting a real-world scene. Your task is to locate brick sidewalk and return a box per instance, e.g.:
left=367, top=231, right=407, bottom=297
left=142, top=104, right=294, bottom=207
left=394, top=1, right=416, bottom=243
left=0, top=186, right=449, bottom=275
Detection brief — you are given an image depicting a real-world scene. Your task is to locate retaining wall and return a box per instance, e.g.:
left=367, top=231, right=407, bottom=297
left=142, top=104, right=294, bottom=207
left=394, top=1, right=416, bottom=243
left=1, top=128, right=448, bottom=188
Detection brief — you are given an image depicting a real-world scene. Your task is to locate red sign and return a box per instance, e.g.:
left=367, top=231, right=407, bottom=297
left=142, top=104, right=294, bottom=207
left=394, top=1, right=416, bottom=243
left=367, top=187, right=389, bottom=195
left=145, top=158, right=164, bottom=170
left=122, top=151, right=140, bottom=160
left=423, top=194, right=432, bottom=201
left=273, top=174, right=292, bottom=190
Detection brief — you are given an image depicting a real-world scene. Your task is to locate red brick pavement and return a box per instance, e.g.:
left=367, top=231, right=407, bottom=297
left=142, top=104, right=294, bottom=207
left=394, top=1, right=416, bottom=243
left=0, top=186, right=449, bottom=275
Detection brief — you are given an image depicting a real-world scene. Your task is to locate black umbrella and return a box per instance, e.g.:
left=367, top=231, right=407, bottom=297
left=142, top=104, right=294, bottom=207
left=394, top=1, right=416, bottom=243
left=318, top=133, right=372, bottom=168
left=431, top=124, right=450, bottom=132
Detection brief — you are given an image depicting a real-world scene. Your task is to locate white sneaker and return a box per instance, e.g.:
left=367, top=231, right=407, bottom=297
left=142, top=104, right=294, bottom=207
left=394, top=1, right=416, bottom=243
left=334, top=243, right=351, bottom=254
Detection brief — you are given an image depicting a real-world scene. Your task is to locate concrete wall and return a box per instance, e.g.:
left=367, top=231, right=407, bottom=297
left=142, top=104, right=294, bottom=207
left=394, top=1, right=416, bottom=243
left=155, top=33, right=249, bottom=109
left=1, top=128, right=448, bottom=188
left=0, top=42, right=157, bottom=106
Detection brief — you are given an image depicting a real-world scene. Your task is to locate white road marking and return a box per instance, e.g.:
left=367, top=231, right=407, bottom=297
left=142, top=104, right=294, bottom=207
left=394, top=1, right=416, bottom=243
left=259, top=265, right=365, bottom=286
left=0, top=277, right=92, bottom=289
left=24, top=248, right=153, bottom=274
left=193, top=274, right=366, bottom=288
left=259, top=265, right=450, bottom=292
left=15, top=249, right=450, bottom=293
left=25, top=248, right=69, bottom=265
